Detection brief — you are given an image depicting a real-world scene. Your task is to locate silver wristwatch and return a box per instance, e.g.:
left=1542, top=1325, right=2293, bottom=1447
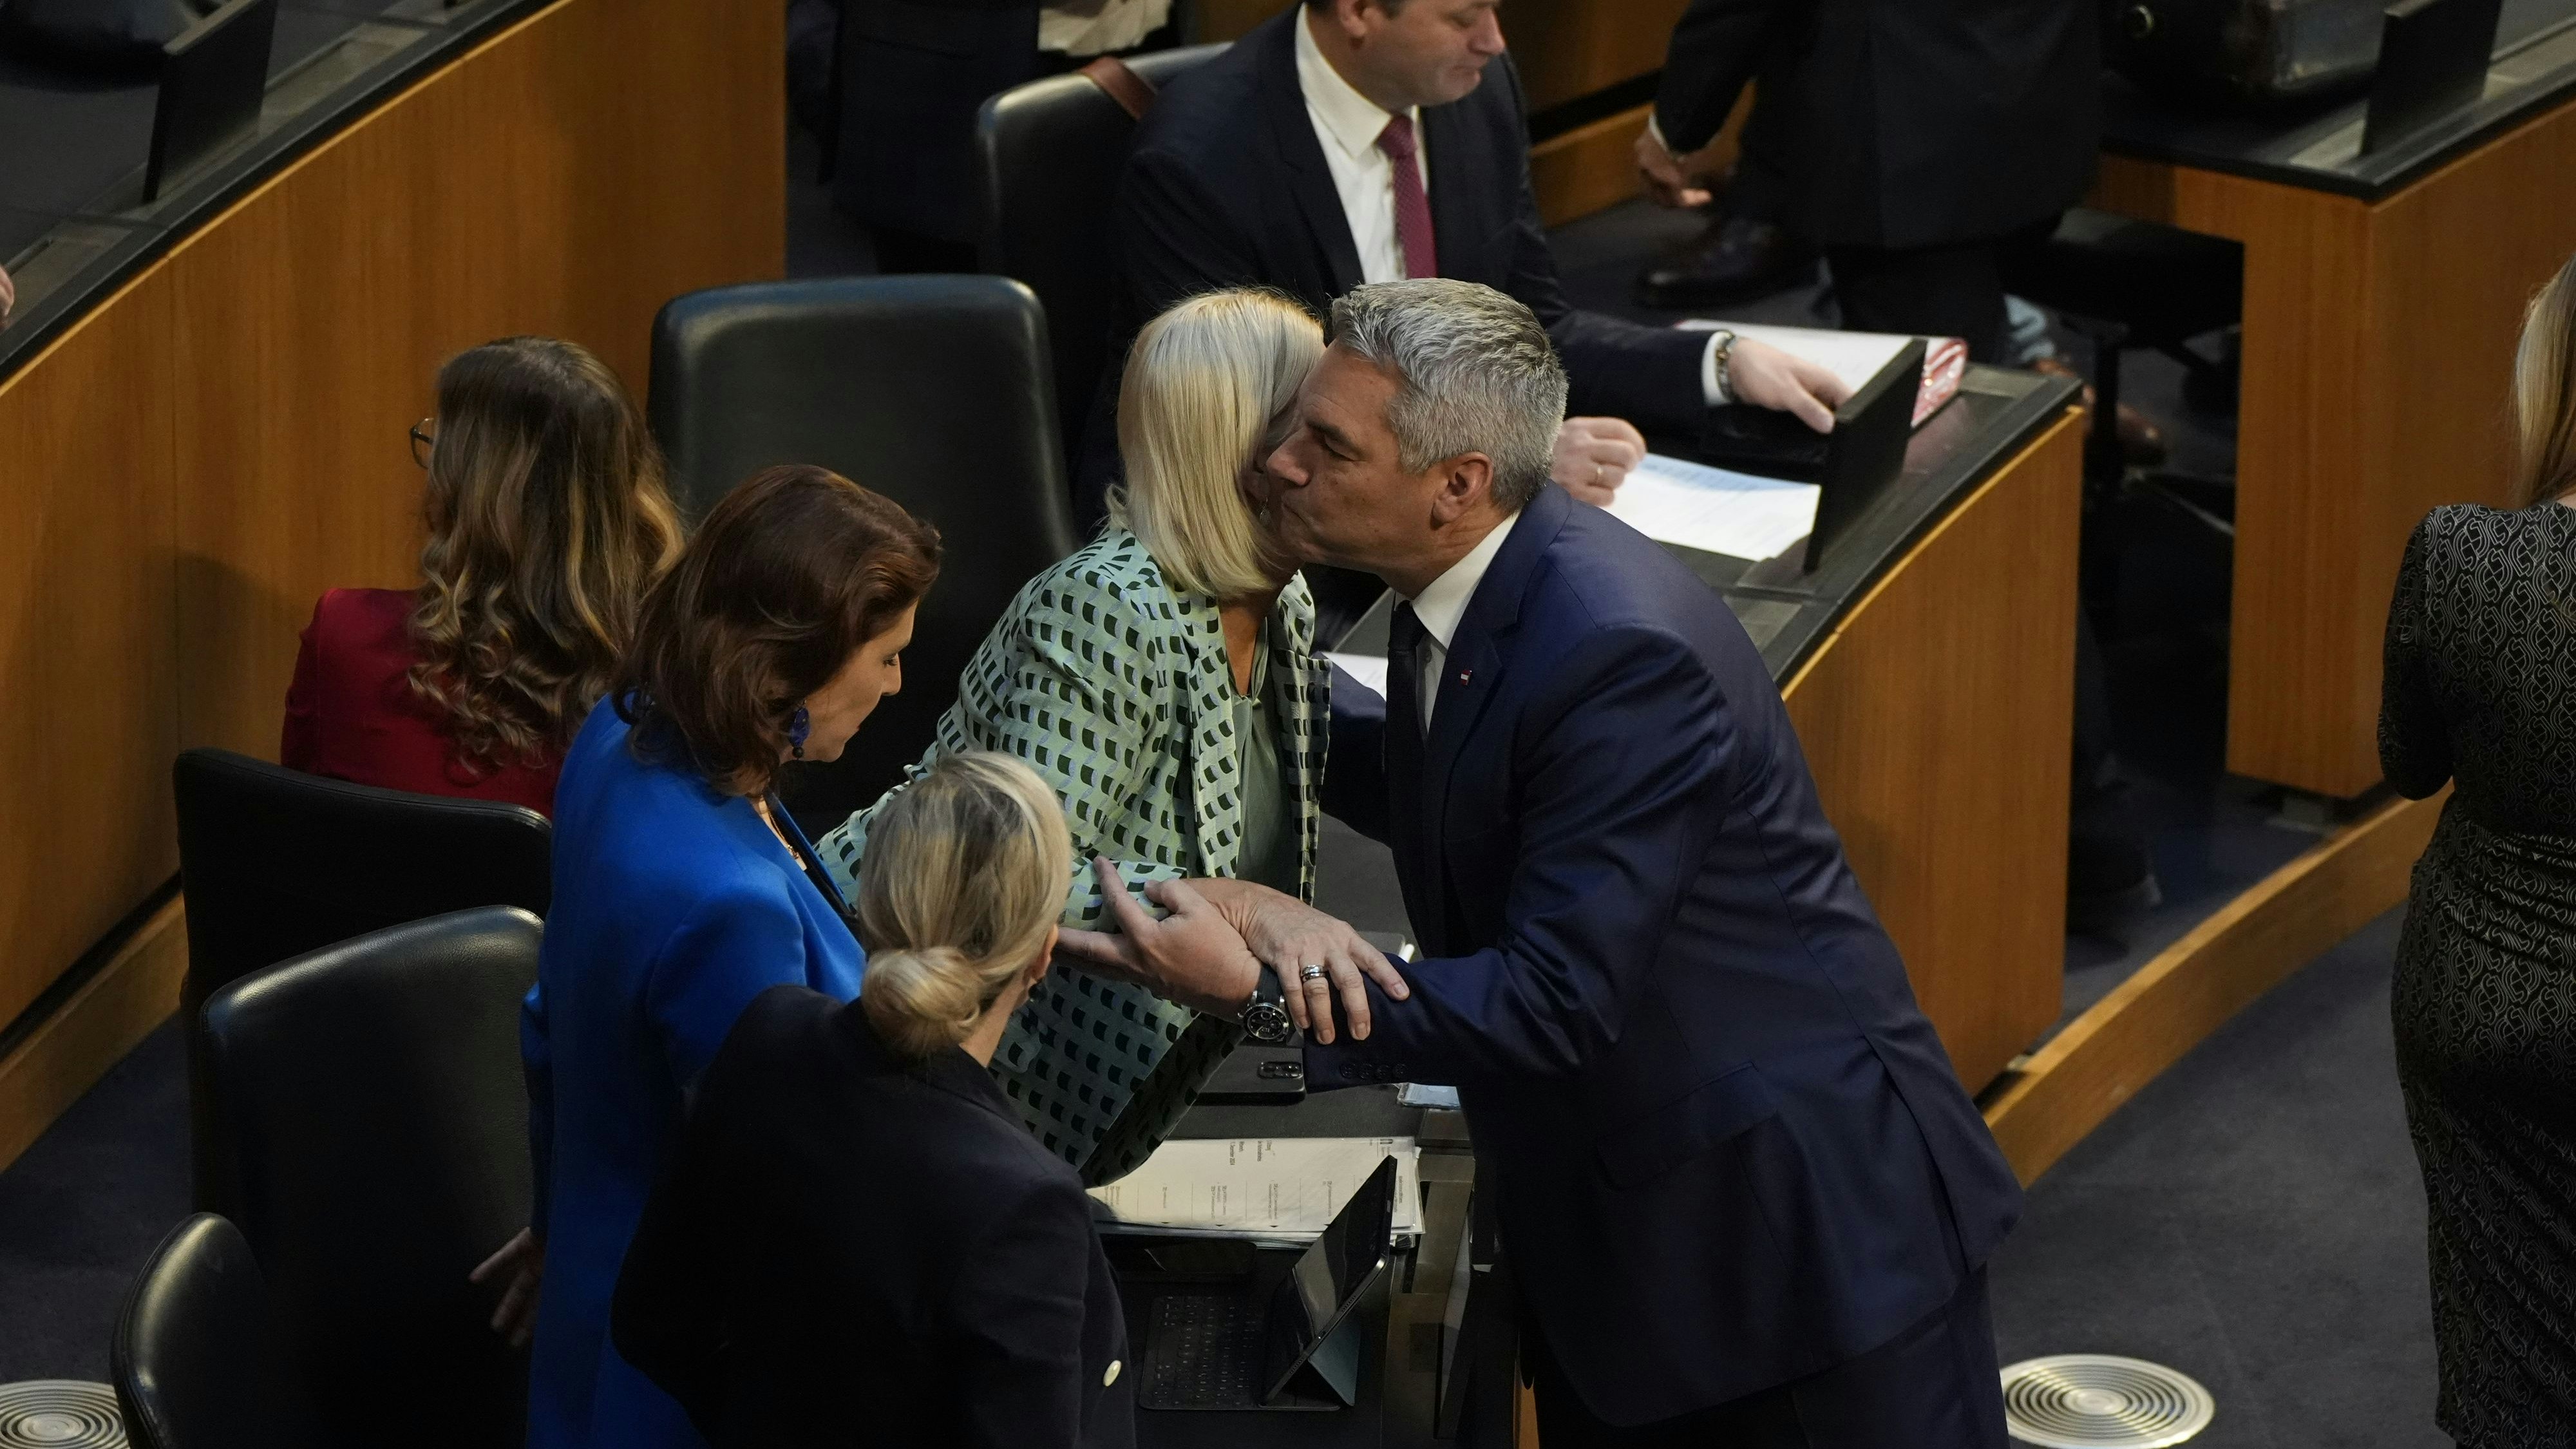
left=1709, top=327, right=1739, bottom=404
left=1237, top=969, right=1294, bottom=1045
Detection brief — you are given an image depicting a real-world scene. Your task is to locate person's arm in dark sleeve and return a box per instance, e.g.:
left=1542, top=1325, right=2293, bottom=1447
left=1489, top=59, right=1707, bottom=433
left=1321, top=662, right=1390, bottom=844
left=951, top=1177, right=1104, bottom=1449
left=609, top=1030, right=747, bottom=1438
left=2380, top=514, right=2452, bottom=798
left=1305, top=627, right=1730, bottom=1084
left=1653, top=0, right=1783, bottom=155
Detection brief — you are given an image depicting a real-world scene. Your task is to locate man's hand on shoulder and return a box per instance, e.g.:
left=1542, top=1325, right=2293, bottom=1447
left=1728, top=337, right=1852, bottom=434
left=1552, top=416, right=1647, bottom=504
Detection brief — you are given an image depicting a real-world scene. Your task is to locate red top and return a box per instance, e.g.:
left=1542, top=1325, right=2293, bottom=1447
left=281, top=587, right=564, bottom=816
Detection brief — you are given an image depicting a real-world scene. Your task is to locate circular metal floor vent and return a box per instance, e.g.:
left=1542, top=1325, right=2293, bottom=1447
left=0, top=1382, right=125, bottom=1449
left=2001, top=1354, right=2215, bottom=1449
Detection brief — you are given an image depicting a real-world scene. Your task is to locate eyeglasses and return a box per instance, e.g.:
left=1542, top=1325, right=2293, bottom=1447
left=409, top=419, right=436, bottom=470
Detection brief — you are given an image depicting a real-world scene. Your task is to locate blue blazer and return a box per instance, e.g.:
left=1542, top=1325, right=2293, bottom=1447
left=522, top=701, right=866, bottom=1449
left=1310, top=484, right=2022, bottom=1423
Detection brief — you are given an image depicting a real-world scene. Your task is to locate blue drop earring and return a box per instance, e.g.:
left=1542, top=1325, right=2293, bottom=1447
left=788, top=705, right=811, bottom=759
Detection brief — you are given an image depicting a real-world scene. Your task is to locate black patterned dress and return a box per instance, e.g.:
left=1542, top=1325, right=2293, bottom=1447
left=2383, top=502, right=2576, bottom=1447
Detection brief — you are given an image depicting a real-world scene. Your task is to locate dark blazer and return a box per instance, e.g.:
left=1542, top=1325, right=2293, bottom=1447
left=835, top=0, right=1041, bottom=243
left=1310, top=484, right=2023, bottom=1424
left=1653, top=0, right=2099, bottom=251
left=1087, top=7, right=1707, bottom=519
left=613, top=985, right=1135, bottom=1449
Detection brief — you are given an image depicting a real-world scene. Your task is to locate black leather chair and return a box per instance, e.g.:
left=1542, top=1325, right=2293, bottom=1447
left=647, top=276, right=1079, bottom=828
left=172, top=746, right=550, bottom=1210
left=974, top=44, right=1226, bottom=463
left=112, top=1213, right=327, bottom=1449
left=198, top=907, right=540, bottom=1449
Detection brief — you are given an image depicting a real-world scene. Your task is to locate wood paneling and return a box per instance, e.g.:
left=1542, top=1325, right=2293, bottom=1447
left=1194, top=0, right=1287, bottom=42
left=1982, top=790, right=2442, bottom=1185
left=0, top=0, right=781, bottom=1159
left=0, top=265, right=180, bottom=1032
left=1504, top=0, right=1687, bottom=114
left=171, top=0, right=786, bottom=759
left=1782, top=410, right=2086, bottom=1093
left=2090, top=94, right=2576, bottom=797
left=0, top=902, right=186, bottom=1175
left=1530, top=105, right=1651, bottom=228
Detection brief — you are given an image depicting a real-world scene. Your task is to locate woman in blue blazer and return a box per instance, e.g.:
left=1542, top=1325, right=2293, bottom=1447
left=473, top=464, right=942, bottom=1449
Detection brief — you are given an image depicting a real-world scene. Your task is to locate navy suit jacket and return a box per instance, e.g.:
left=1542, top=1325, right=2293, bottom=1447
left=1083, top=8, right=1708, bottom=522
left=1311, top=484, right=2022, bottom=1423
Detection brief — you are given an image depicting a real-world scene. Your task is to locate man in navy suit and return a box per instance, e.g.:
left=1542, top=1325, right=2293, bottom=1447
left=1063, top=279, right=2022, bottom=1445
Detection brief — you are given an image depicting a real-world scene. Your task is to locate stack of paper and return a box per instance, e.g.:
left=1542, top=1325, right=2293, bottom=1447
left=1088, top=1136, right=1421, bottom=1242
left=1677, top=320, right=1965, bottom=426
left=1325, top=652, right=1389, bottom=698
left=1604, top=453, right=1820, bottom=562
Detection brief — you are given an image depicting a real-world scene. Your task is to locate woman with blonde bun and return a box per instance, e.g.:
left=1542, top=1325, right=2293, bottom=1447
left=611, top=752, right=1133, bottom=1449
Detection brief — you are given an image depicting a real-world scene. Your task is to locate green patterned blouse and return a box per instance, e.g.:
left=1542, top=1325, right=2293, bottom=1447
left=819, top=528, right=1329, bottom=1182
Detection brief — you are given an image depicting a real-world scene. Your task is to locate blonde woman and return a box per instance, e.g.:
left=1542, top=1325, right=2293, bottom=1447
left=2382, top=251, right=2576, bottom=1447
left=609, top=752, right=1132, bottom=1449
left=282, top=336, right=684, bottom=814
left=819, top=287, right=1403, bottom=1184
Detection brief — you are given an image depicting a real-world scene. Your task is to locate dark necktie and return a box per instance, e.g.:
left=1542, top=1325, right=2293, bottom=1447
left=1374, top=115, right=1437, bottom=281
left=1388, top=601, right=1429, bottom=745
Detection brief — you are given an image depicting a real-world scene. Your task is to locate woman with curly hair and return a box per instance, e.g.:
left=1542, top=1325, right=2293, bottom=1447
left=281, top=336, right=683, bottom=814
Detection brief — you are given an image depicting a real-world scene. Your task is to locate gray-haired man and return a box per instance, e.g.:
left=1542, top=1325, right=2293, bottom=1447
left=1066, top=279, right=2022, bottom=1446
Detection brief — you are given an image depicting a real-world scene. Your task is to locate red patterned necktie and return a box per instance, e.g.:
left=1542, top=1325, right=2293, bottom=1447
left=1374, top=114, right=1437, bottom=280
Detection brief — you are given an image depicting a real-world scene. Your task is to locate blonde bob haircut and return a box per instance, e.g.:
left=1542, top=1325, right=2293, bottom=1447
left=1108, top=289, right=1325, bottom=600
left=2511, top=251, right=2576, bottom=508
left=855, top=752, right=1074, bottom=1060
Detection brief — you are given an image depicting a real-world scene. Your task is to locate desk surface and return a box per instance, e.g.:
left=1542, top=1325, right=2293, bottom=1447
left=0, top=0, right=548, bottom=381
left=1338, top=365, right=2079, bottom=686
left=2101, top=0, right=2576, bottom=196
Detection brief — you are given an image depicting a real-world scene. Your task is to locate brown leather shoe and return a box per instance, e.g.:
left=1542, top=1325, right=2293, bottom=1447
left=1636, top=214, right=1819, bottom=309
left=2033, top=355, right=2168, bottom=468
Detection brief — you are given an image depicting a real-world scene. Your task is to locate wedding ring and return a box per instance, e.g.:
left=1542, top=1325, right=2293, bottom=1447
left=1298, top=963, right=1329, bottom=984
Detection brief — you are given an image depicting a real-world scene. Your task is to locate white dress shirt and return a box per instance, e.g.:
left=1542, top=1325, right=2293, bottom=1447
left=1292, top=13, right=1733, bottom=404
left=1294, top=9, right=1426, bottom=286
left=1405, top=511, right=1520, bottom=730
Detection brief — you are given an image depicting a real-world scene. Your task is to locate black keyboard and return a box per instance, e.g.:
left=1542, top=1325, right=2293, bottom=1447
left=1142, top=1292, right=1266, bottom=1409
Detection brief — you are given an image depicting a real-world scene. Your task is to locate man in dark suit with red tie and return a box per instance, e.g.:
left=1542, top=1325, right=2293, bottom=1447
left=1065, top=279, right=2023, bottom=1448
left=1084, top=0, right=1850, bottom=531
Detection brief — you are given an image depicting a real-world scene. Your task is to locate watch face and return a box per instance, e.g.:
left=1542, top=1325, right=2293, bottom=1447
left=1242, top=1001, right=1294, bottom=1045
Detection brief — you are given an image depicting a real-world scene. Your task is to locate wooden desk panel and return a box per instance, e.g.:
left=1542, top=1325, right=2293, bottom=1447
left=2092, top=95, right=2576, bottom=797
left=0, top=267, right=180, bottom=1033
left=1783, top=410, right=2085, bottom=1092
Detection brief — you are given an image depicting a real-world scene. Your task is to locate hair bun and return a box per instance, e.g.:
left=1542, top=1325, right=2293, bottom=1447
left=859, top=945, right=985, bottom=1058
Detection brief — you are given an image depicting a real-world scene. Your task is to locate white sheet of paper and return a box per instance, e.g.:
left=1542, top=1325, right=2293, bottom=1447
left=1605, top=453, right=1821, bottom=562
left=1088, top=1136, right=1421, bottom=1241
left=1326, top=651, right=1390, bottom=698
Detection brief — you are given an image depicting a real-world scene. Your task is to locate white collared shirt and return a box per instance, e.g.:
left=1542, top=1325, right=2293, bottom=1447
left=1405, top=510, right=1520, bottom=729
left=1295, top=7, right=1429, bottom=285
left=1293, top=14, right=1730, bottom=403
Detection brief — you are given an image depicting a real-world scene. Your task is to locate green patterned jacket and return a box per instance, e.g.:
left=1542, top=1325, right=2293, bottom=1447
left=819, top=527, right=1329, bottom=1181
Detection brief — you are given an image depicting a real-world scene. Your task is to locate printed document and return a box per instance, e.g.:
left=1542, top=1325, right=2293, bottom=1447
left=1605, top=453, right=1821, bottom=562
left=1089, top=1136, right=1421, bottom=1241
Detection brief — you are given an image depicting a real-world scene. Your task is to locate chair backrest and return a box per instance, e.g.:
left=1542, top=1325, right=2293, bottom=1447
left=113, top=1213, right=327, bottom=1449
left=647, top=275, right=1079, bottom=828
left=198, top=907, right=540, bottom=1449
left=974, top=44, right=1226, bottom=464
left=111, top=1213, right=325, bottom=1449
left=172, top=746, right=550, bottom=1209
